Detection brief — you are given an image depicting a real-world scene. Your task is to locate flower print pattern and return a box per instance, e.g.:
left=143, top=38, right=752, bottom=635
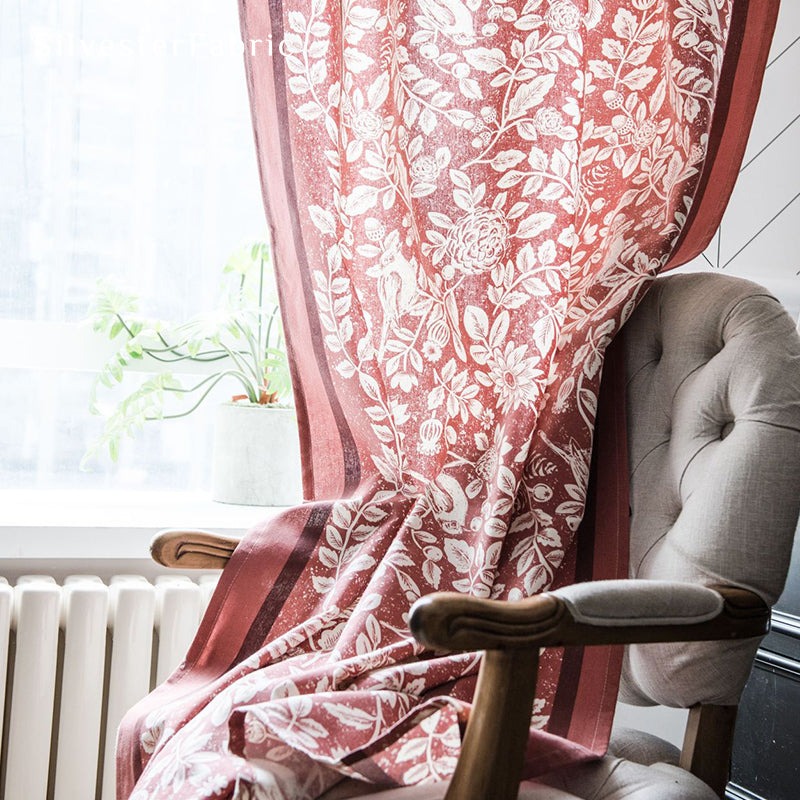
left=444, top=207, right=510, bottom=276
left=119, top=1, right=744, bottom=797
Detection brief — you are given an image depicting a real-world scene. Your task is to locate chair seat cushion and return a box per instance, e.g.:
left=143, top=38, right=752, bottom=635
left=608, top=726, right=680, bottom=766
left=324, top=756, right=716, bottom=800
left=537, top=757, right=716, bottom=799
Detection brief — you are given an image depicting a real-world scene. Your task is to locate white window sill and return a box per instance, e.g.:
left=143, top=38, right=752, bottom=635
left=0, top=489, right=282, bottom=561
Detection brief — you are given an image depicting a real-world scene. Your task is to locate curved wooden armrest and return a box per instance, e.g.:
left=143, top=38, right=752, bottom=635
left=150, top=529, right=240, bottom=569
left=409, top=584, right=769, bottom=652
left=409, top=583, right=769, bottom=800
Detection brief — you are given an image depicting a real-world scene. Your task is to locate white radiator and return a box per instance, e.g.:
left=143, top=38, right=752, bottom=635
left=0, top=574, right=217, bottom=800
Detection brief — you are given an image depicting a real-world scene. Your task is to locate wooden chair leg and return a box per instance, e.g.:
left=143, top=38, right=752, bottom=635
left=680, top=703, right=738, bottom=798
left=445, top=648, right=539, bottom=800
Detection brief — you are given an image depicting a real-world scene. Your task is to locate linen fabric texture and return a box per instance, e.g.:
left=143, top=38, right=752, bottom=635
left=621, top=273, right=800, bottom=708
left=335, top=758, right=718, bottom=800
left=117, top=2, right=779, bottom=798
left=551, top=580, right=725, bottom=627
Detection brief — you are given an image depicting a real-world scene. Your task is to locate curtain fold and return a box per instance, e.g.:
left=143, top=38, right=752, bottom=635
left=117, top=2, right=778, bottom=798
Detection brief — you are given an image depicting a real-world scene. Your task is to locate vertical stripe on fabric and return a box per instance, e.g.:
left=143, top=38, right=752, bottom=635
left=238, top=3, right=314, bottom=501
left=546, top=334, right=629, bottom=745
left=565, top=336, right=630, bottom=751
left=667, top=0, right=779, bottom=268
left=545, top=442, right=598, bottom=738
left=262, top=0, right=362, bottom=496
left=232, top=503, right=333, bottom=665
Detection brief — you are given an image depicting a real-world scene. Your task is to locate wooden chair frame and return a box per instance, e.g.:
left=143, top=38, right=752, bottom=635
left=151, top=529, right=769, bottom=799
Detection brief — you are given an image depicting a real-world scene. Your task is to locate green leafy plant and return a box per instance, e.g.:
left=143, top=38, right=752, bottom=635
left=83, top=239, right=291, bottom=466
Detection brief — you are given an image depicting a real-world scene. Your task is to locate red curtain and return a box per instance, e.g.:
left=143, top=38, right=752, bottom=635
left=118, top=2, right=777, bottom=797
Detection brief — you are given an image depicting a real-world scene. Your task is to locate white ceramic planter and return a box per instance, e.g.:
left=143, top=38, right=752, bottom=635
left=212, top=403, right=303, bottom=506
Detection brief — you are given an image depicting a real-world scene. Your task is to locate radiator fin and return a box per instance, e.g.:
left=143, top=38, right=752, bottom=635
left=0, top=574, right=217, bottom=800
left=54, top=577, right=108, bottom=800
left=4, top=578, right=61, bottom=800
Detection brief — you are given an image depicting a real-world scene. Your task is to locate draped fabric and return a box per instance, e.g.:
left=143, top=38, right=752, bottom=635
left=118, top=2, right=777, bottom=798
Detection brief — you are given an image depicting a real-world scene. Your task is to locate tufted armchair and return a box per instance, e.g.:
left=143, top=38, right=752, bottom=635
left=152, top=273, right=800, bottom=800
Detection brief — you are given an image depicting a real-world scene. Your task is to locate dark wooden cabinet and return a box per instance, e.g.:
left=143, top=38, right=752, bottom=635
left=729, top=526, right=800, bottom=800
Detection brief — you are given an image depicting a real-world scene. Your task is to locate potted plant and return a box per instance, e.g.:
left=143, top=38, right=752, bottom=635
left=82, top=239, right=302, bottom=506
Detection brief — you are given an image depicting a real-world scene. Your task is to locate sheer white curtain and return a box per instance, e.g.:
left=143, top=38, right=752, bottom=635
left=0, top=0, right=266, bottom=491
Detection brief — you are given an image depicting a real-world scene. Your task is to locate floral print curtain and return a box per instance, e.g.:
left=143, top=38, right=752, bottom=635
left=118, top=1, right=778, bottom=798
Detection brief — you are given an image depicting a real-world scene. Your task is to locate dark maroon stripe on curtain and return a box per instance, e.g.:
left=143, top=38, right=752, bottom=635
left=563, top=335, right=629, bottom=751
left=545, top=448, right=598, bottom=738
left=238, top=7, right=314, bottom=501
left=668, top=0, right=748, bottom=258
left=341, top=756, right=396, bottom=785
left=231, top=503, right=332, bottom=666
left=667, top=0, right=774, bottom=268
left=131, top=725, right=145, bottom=782
left=262, top=0, right=361, bottom=495
left=545, top=330, right=630, bottom=740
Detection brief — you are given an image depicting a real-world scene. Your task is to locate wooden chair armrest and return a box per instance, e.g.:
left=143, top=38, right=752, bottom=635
left=409, top=584, right=769, bottom=652
left=150, top=529, right=240, bottom=569
left=408, top=583, right=768, bottom=800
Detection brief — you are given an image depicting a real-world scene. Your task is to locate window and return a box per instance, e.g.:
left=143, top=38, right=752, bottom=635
left=2, top=0, right=797, bottom=497
left=1, top=0, right=267, bottom=492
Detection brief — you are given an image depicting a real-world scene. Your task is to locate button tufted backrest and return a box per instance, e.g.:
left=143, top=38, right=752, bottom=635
left=620, top=273, right=800, bottom=707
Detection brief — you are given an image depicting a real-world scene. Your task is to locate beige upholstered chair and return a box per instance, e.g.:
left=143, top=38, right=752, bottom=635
left=153, top=273, right=800, bottom=800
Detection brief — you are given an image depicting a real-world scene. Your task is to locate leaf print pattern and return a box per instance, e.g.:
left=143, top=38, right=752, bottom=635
left=116, top=2, right=759, bottom=798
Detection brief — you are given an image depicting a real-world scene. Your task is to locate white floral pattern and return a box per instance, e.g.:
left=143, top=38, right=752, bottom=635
left=121, top=1, right=738, bottom=797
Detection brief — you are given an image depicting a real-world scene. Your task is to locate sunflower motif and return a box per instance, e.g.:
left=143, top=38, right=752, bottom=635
left=481, top=342, right=545, bottom=413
